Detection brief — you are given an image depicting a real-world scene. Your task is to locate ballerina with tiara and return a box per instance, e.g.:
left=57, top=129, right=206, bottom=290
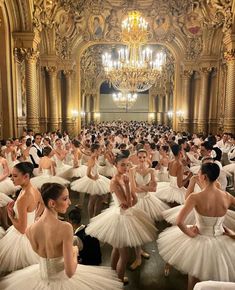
left=86, top=153, right=157, bottom=284
left=30, top=146, right=70, bottom=190
left=0, top=162, right=44, bottom=274
left=157, top=163, right=235, bottom=290
left=0, top=183, right=122, bottom=290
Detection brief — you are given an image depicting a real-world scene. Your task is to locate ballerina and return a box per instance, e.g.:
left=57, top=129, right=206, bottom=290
left=0, top=162, right=44, bottom=274
left=0, top=182, right=122, bottom=290
left=157, top=162, right=235, bottom=290
left=86, top=153, right=157, bottom=283
left=157, top=145, right=170, bottom=182
left=128, top=149, right=169, bottom=270
left=0, top=155, right=16, bottom=196
left=30, top=146, right=70, bottom=190
left=156, top=144, right=192, bottom=204
left=2, top=139, right=19, bottom=172
left=99, top=141, right=117, bottom=178
left=71, top=143, right=110, bottom=218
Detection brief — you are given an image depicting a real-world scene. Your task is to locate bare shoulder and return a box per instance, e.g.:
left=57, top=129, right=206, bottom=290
left=60, top=221, right=73, bottom=235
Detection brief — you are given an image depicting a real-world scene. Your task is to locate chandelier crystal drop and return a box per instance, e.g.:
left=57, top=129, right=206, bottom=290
left=112, top=92, right=138, bottom=109
left=102, top=11, right=166, bottom=93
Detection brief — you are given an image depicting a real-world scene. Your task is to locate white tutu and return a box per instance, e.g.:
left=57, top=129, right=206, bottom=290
left=133, top=171, right=169, bottom=220
left=98, top=160, right=117, bottom=178
left=163, top=205, right=235, bottom=231
left=67, top=165, right=87, bottom=179
left=53, top=156, right=73, bottom=179
left=157, top=211, right=235, bottom=281
left=0, top=226, right=5, bottom=239
left=86, top=195, right=157, bottom=248
left=0, top=256, right=122, bottom=290
left=0, top=202, right=39, bottom=273
left=156, top=176, right=186, bottom=204
left=0, top=225, right=39, bottom=273
left=135, top=192, right=170, bottom=221
left=71, top=175, right=110, bottom=195
left=156, top=167, right=170, bottom=182
left=0, top=192, right=13, bottom=207
left=0, top=178, right=16, bottom=196
left=30, top=169, right=70, bottom=190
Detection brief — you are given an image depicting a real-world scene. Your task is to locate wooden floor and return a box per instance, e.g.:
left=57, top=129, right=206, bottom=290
left=68, top=189, right=188, bottom=290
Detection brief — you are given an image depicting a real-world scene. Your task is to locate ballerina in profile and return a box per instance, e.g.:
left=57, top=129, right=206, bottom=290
left=0, top=182, right=122, bottom=290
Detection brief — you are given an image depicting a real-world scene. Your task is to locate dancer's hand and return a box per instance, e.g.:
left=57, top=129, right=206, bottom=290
left=187, top=225, right=199, bottom=237
left=123, top=174, right=129, bottom=185
left=7, top=201, right=15, bottom=219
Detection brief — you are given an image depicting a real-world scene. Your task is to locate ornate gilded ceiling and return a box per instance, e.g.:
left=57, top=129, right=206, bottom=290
left=30, top=0, right=233, bottom=61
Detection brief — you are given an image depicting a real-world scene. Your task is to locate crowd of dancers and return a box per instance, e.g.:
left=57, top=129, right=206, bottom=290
left=0, top=121, right=235, bottom=290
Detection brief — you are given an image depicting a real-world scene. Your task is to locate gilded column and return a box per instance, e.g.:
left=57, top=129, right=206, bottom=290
left=197, top=67, right=211, bottom=133
left=158, top=95, right=164, bottom=124
left=63, top=70, right=74, bottom=135
left=181, top=70, right=192, bottom=132
left=224, top=49, right=235, bottom=133
left=25, top=49, right=40, bottom=132
left=46, top=66, right=59, bottom=131
left=163, top=94, right=169, bottom=125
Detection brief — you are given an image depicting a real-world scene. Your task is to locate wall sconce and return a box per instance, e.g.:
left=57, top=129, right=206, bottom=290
left=80, top=111, right=85, bottom=118
left=71, top=109, right=79, bottom=121
left=167, top=110, right=184, bottom=122
left=148, top=113, right=155, bottom=121
left=94, top=112, right=101, bottom=119
left=176, top=110, right=184, bottom=122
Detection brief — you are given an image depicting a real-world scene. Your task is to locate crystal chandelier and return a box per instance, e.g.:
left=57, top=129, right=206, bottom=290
left=112, top=92, right=138, bottom=109
left=102, top=11, right=166, bottom=93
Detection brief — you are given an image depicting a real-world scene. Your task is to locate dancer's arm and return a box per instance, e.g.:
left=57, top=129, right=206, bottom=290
left=7, top=198, right=27, bottom=234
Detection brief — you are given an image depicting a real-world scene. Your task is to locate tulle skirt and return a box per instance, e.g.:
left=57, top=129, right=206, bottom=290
left=86, top=205, right=157, bottom=248
left=134, top=192, right=170, bottom=221
left=55, top=164, right=73, bottom=179
left=0, top=227, right=5, bottom=239
left=31, top=175, right=70, bottom=190
left=163, top=206, right=235, bottom=231
left=98, top=165, right=117, bottom=178
left=0, top=264, right=122, bottom=290
left=0, top=226, right=39, bottom=273
left=71, top=175, right=110, bottom=195
left=157, top=226, right=235, bottom=281
left=68, top=165, right=87, bottom=178
left=156, top=183, right=186, bottom=204
left=0, top=192, right=13, bottom=207
left=0, top=178, right=16, bottom=196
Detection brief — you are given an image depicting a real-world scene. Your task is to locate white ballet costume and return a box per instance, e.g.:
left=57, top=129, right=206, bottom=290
left=5, top=152, right=19, bottom=171
left=0, top=201, right=39, bottom=273
left=0, top=226, right=5, bottom=239
left=98, top=159, right=117, bottom=178
left=0, top=256, right=122, bottom=290
left=53, top=155, right=72, bottom=179
left=157, top=210, right=235, bottom=281
left=134, top=172, right=169, bottom=221
left=156, top=175, right=186, bottom=204
left=157, top=166, right=170, bottom=182
left=31, top=169, right=70, bottom=190
left=86, top=192, right=157, bottom=248
left=163, top=183, right=235, bottom=231
left=71, top=162, right=110, bottom=195
left=0, top=193, right=13, bottom=239
left=67, top=158, right=87, bottom=179
left=0, top=164, right=16, bottom=195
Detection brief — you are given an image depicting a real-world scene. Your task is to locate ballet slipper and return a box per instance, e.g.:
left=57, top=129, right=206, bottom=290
left=129, top=259, right=142, bottom=271
left=164, top=263, right=170, bottom=277
left=141, top=251, right=150, bottom=259
left=123, top=276, right=129, bottom=285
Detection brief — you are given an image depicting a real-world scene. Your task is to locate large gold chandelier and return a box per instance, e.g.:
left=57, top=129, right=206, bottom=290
left=102, top=11, right=166, bottom=93
left=112, top=92, right=138, bottom=109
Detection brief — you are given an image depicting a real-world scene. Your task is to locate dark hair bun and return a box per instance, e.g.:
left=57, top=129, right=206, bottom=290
left=41, top=183, right=66, bottom=207
left=201, top=162, right=220, bottom=182
left=14, top=162, right=34, bottom=177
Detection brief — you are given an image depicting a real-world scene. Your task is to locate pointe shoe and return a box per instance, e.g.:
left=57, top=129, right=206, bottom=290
left=141, top=251, right=150, bottom=259
left=129, top=260, right=141, bottom=271
left=123, top=276, right=129, bottom=285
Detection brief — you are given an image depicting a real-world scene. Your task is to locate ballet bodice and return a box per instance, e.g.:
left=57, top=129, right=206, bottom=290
left=41, top=168, right=52, bottom=177
left=13, top=201, right=35, bottom=227
left=90, top=162, right=99, bottom=176
left=169, top=175, right=181, bottom=188
left=135, top=172, right=151, bottom=187
left=161, top=166, right=168, bottom=173
left=53, top=155, right=64, bottom=167
left=195, top=211, right=225, bottom=237
left=39, top=256, right=65, bottom=280
left=0, top=163, right=4, bottom=175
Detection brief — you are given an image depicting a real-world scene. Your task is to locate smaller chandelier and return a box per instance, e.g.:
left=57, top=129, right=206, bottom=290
left=112, top=92, right=138, bottom=109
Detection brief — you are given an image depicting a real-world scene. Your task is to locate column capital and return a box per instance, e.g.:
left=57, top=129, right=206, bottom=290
left=23, top=48, right=40, bottom=62
left=63, top=69, right=74, bottom=77
left=182, top=69, right=193, bottom=78
left=224, top=49, right=235, bottom=61
left=45, top=66, right=57, bottom=75
left=199, top=67, right=213, bottom=75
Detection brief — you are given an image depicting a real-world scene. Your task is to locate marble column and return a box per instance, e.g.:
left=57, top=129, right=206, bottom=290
left=197, top=67, right=211, bottom=133
left=46, top=66, right=59, bottom=131
left=25, top=49, right=40, bottom=132
left=224, top=49, right=235, bottom=133
left=181, top=70, right=192, bottom=132
left=63, top=70, right=74, bottom=134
